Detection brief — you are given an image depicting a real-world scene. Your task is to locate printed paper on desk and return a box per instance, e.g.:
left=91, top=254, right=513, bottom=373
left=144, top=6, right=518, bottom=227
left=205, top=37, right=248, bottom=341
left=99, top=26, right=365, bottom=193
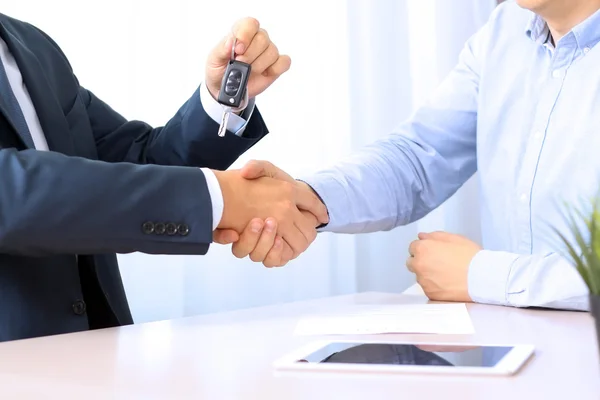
left=294, top=303, right=475, bottom=335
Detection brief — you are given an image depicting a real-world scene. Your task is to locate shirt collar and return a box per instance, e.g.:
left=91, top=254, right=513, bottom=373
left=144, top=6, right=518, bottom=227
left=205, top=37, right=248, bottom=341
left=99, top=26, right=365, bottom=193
left=525, top=8, right=600, bottom=50
left=525, top=13, right=550, bottom=45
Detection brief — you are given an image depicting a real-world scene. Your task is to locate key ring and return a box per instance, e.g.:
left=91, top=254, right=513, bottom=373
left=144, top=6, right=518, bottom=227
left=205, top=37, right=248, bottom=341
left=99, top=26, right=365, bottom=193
left=231, top=37, right=237, bottom=62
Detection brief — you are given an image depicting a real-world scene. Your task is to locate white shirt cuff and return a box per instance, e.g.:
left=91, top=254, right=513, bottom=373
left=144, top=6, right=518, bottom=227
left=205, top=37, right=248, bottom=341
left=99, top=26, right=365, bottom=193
left=199, top=168, right=223, bottom=230
left=199, top=83, right=255, bottom=137
left=468, top=250, right=519, bottom=306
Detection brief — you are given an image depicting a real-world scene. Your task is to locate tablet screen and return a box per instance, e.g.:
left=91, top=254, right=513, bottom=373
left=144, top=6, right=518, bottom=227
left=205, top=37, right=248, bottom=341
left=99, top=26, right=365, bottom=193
left=296, top=343, right=513, bottom=367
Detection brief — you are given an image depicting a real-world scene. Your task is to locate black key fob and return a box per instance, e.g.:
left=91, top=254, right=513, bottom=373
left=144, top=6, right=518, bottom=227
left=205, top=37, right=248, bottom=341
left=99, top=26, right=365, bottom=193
left=217, top=60, right=251, bottom=109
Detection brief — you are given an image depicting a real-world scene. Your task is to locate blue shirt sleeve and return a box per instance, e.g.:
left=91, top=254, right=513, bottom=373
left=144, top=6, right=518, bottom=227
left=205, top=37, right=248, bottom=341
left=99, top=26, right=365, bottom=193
left=469, top=250, right=589, bottom=311
left=301, top=22, right=489, bottom=233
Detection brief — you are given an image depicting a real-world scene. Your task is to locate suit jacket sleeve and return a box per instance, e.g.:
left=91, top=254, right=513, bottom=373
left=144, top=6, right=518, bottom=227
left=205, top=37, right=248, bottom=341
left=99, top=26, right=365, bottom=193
left=82, top=85, right=269, bottom=169
left=0, top=147, right=215, bottom=256
left=28, top=19, right=269, bottom=168
left=0, top=19, right=269, bottom=257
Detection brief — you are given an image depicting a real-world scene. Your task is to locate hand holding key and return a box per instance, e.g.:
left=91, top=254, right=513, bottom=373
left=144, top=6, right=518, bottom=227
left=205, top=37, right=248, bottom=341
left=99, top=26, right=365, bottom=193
left=205, top=17, right=291, bottom=101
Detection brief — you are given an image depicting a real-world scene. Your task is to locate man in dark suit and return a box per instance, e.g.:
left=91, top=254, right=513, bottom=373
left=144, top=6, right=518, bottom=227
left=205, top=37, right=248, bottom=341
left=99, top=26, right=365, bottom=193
left=0, top=14, right=327, bottom=342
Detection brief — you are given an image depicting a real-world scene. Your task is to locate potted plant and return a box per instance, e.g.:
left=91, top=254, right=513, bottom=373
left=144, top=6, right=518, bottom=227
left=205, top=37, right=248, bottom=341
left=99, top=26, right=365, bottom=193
left=553, top=196, right=600, bottom=355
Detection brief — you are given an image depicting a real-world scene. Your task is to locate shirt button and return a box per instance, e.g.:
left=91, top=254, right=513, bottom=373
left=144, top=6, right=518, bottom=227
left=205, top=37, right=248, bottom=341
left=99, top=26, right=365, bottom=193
left=520, top=193, right=528, bottom=203
left=552, top=69, right=564, bottom=78
left=534, top=131, right=543, bottom=139
left=72, top=300, right=87, bottom=315
left=584, top=47, right=590, bottom=54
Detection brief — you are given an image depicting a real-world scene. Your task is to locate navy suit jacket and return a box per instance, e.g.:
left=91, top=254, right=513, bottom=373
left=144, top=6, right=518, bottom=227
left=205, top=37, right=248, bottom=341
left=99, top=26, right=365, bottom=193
left=0, top=14, right=268, bottom=341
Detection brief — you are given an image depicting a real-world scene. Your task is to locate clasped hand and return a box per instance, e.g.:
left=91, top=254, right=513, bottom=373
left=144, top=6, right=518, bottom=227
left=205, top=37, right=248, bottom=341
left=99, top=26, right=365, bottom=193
left=213, top=161, right=328, bottom=267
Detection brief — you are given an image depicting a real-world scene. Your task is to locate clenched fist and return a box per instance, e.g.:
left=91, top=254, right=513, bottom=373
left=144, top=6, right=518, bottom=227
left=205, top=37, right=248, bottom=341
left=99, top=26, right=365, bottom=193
left=205, top=17, right=291, bottom=100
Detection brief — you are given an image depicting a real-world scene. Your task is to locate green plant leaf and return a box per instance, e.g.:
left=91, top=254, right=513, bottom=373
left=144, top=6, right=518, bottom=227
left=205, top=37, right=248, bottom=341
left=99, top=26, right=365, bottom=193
left=553, top=228, right=592, bottom=289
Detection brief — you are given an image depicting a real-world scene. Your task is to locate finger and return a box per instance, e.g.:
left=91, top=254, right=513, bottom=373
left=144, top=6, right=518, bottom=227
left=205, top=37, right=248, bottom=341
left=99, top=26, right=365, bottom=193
left=231, top=218, right=264, bottom=259
left=294, top=184, right=328, bottom=224
left=240, top=160, right=294, bottom=182
left=236, top=29, right=270, bottom=64
left=300, top=210, right=319, bottom=228
left=294, top=210, right=318, bottom=250
left=263, top=236, right=284, bottom=268
left=240, top=160, right=276, bottom=179
left=247, top=56, right=291, bottom=96
left=249, top=42, right=280, bottom=75
left=419, top=231, right=462, bottom=243
left=408, top=239, right=420, bottom=257
left=231, top=17, right=261, bottom=55
left=262, top=54, right=292, bottom=78
left=213, top=229, right=240, bottom=245
left=249, top=218, right=278, bottom=263
left=406, top=256, right=415, bottom=273
left=279, top=240, right=295, bottom=265
left=279, top=214, right=309, bottom=257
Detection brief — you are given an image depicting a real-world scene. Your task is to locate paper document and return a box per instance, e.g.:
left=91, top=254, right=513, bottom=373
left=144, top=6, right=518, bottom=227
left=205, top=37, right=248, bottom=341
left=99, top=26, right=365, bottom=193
left=294, top=303, right=474, bottom=335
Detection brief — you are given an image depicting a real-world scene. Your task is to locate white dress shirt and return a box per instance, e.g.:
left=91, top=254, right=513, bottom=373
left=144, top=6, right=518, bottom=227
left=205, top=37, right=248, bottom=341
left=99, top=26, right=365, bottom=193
left=0, top=37, right=252, bottom=231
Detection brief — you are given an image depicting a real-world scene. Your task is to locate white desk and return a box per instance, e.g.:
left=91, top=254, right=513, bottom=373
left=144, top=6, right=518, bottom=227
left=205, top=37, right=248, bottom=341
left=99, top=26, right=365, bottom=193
left=0, top=292, right=597, bottom=399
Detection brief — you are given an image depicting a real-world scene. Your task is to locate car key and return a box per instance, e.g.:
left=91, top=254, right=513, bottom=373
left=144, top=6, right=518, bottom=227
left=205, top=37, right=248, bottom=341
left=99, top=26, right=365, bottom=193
left=217, top=38, right=251, bottom=137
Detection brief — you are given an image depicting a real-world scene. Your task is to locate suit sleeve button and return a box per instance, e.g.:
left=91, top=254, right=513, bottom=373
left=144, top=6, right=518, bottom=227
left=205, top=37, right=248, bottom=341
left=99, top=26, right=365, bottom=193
left=155, top=222, right=166, bottom=235
left=142, top=221, right=155, bottom=234
left=177, top=224, right=190, bottom=236
left=166, top=223, right=177, bottom=235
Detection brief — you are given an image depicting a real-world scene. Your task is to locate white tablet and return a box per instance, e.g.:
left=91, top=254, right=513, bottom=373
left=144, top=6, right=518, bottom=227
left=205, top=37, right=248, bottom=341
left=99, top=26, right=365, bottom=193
left=273, top=340, right=534, bottom=376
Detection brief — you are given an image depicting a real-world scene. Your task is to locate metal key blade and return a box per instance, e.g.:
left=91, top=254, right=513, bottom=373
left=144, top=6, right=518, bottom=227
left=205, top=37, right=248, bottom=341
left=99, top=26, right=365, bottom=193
left=218, top=107, right=231, bottom=137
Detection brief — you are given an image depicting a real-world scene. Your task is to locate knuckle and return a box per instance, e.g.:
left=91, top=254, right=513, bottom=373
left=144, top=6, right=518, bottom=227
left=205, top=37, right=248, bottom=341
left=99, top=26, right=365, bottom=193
left=258, top=28, right=270, bottom=41
left=249, top=252, right=263, bottom=263
left=263, top=255, right=277, bottom=268
left=283, top=199, right=295, bottom=212
left=415, top=241, right=426, bottom=254
left=413, top=259, right=426, bottom=272
left=268, top=42, right=279, bottom=57
left=280, top=180, right=293, bottom=194
left=232, top=246, right=246, bottom=259
left=298, top=238, right=310, bottom=253
left=262, top=160, right=273, bottom=168
left=244, top=17, right=260, bottom=30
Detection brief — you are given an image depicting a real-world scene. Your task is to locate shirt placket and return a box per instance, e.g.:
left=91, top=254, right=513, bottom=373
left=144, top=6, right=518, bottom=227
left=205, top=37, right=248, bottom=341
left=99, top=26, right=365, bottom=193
left=515, top=35, right=577, bottom=254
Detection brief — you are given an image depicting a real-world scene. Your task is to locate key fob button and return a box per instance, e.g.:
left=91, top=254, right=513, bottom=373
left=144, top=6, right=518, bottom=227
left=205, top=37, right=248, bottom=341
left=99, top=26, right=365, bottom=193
left=225, top=85, right=238, bottom=95
left=226, top=78, right=241, bottom=88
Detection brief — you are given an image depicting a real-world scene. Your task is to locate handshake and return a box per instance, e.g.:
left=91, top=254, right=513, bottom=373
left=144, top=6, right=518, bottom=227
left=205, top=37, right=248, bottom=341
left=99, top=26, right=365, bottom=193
left=211, top=160, right=329, bottom=267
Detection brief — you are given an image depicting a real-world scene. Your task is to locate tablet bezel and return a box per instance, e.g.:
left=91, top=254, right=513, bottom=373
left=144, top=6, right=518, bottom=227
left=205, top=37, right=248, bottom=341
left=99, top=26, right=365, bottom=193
left=273, top=339, right=535, bottom=376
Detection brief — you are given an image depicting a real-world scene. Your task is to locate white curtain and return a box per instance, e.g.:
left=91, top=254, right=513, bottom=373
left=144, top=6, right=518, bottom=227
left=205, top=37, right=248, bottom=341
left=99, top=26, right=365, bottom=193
left=5, top=0, right=496, bottom=323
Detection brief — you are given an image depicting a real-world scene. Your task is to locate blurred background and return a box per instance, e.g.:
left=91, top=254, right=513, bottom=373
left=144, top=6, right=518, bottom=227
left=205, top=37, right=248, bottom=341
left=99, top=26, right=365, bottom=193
left=5, top=0, right=498, bottom=323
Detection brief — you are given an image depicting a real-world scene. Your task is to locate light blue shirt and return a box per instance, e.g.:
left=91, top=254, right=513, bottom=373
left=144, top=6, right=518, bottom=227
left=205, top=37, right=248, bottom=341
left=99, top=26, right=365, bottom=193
left=304, top=2, right=599, bottom=311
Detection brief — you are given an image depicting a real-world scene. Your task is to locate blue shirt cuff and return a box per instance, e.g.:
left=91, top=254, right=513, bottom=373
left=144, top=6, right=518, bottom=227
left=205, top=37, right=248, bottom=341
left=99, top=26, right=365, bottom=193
left=299, top=173, right=348, bottom=232
left=468, top=250, right=519, bottom=306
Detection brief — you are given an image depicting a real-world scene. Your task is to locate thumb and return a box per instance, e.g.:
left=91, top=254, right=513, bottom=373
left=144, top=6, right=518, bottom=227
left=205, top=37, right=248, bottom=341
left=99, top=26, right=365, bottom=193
left=240, top=160, right=293, bottom=182
left=213, top=229, right=240, bottom=245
